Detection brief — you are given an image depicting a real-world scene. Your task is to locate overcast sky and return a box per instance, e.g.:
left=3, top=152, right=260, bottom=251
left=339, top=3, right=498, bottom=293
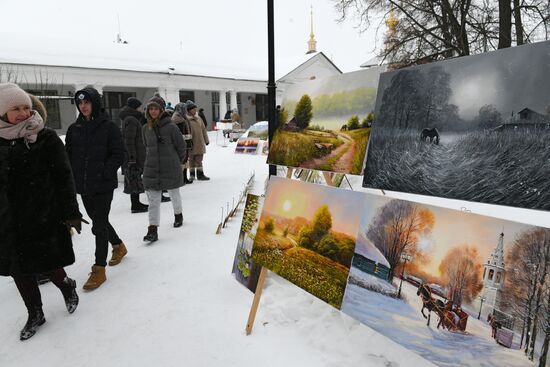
left=0, top=0, right=381, bottom=77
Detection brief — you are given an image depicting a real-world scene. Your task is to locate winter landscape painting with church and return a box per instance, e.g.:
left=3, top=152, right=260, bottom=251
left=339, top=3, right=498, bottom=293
left=341, top=193, right=550, bottom=366
left=362, top=40, right=550, bottom=211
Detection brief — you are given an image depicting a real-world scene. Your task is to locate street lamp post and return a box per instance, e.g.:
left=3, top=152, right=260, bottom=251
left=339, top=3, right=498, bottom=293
left=397, top=253, right=412, bottom=299
left=478, top=296, right=486, bottom=319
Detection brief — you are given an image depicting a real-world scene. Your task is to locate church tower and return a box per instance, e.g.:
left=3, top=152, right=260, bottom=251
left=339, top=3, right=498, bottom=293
left=482, top=232, right=506, bottom=310
left=306, top=6, right=317, bottom=54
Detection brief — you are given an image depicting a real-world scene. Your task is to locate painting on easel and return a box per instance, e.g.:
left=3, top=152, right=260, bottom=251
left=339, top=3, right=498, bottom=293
left=341, top=193, right=549, bottom=367
left=268, top=68, right=383, bottom=175
left=232, top=194, right=264, bottom=292
left=363, top=41, right=550, bottom=211
left=251, top=177, right=366, bottom=308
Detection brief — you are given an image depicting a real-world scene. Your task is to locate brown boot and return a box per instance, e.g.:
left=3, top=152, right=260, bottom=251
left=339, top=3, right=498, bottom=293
left=108, top=242, right=128, bottom=266
left=83, top=265, right=106, bottom=290
left=143, top=225, right=158, bottom=242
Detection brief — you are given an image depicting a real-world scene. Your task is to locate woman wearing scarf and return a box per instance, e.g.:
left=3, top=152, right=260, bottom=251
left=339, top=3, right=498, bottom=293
left=0, top=83, right=85, bottom=340
left=142, top=95, right=187, bottom=242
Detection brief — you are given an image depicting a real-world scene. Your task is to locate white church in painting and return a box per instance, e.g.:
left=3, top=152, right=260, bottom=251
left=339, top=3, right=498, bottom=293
left=481, top=232, right=506, bottom=311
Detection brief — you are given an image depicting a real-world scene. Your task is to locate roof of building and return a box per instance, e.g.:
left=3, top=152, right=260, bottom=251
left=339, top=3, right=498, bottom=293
left=1, top=33, right=271, bottom=81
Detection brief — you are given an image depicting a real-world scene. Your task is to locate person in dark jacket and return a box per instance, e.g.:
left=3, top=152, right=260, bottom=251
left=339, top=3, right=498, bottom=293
left=172, top=102, right=193, bottom=184
left=120, top=97, right=148, bottom=213
left=142, top=95, right=187, bottom=242
left=0, top=83, right=84, bottom=340
left=65, top=87, right=127, bottom=290
left=198, top=108, right=208, bottom=129
left=186, top=101, right=210, bottom=181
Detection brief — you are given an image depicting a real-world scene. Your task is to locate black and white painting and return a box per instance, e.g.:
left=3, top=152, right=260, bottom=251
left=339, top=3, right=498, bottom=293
left=363, top=41, right=550, bottom=211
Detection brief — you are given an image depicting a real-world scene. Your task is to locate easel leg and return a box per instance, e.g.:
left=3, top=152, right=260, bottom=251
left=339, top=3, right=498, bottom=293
left=322, top=171, right=334, bottom=186
left=245, top=267, right=268, bottom=335
left=286, top=167, right=294, bottom=179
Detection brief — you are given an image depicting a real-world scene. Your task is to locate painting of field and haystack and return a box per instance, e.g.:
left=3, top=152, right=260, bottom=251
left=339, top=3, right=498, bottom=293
left=342, top=194, right=550, bottom=366
left=363, top=41, right=550, bottom=211
left=268, top=68, right=383, bottom=174
left=251, top=177, right=366, bottom=308
left=232, top=194, right=264, bottom=292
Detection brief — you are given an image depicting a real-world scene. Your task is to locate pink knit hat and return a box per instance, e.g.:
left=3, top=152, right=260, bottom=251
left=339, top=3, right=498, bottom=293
left=0, top=83, right=32, bottom=116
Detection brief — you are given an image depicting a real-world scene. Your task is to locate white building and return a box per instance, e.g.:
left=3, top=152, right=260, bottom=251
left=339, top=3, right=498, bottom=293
left=0, top=35, right=342, bottom=133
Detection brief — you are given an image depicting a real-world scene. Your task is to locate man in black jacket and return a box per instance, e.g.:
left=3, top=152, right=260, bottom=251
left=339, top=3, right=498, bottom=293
left=65, top=87, right=127, bottom=290
left=120, top=97, right=148, bottom=213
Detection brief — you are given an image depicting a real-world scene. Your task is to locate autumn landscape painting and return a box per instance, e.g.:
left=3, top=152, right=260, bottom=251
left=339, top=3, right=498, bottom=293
left=342, top=194, right=549, bottom=366
left=251, top=177, right=366, bottom=308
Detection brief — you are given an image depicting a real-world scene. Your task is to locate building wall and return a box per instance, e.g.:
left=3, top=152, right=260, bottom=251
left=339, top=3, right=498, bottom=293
left=1, top=63, right=268, bottom=132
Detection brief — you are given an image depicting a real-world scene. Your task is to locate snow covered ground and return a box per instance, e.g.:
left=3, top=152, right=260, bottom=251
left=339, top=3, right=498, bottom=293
left=342, top=269, right=535, bottom=367
left=1, top=132, right=435, bottom=367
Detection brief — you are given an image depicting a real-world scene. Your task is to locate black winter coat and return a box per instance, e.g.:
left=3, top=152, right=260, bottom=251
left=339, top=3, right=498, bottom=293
left=65, top=112, right=124, bottom=195
left=120, top=106, right=146, bottom=170
left=0, top=129, right=81, bottom=276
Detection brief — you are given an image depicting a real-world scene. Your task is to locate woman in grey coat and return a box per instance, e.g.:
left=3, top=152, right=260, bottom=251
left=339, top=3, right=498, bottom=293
left=142, top=95, right=187, bottom=242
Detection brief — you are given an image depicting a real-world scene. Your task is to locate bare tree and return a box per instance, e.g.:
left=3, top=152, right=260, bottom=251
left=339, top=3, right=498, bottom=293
left=366, top=199, right=434, bottom=280
left=333, top=0, right=550, bottom=67
left=504, top=228, right=550, bottom=363
left=438, top=245, right=483, bottom=305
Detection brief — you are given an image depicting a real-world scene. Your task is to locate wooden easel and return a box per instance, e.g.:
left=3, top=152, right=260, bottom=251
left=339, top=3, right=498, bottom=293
left=245, top=267, right=268, bottom=335
left=245, top=168, right=340, bottom=335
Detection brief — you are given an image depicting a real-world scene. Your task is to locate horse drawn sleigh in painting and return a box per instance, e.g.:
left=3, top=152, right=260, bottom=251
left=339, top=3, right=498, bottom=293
left=417, top=283, right=469, bottom=332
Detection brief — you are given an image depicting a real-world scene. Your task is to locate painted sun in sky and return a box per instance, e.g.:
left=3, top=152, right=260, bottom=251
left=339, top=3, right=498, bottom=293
left=283, top=200, right=292, bottom=212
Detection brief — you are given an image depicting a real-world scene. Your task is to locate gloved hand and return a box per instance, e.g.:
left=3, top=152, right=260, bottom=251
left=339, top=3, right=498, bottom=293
left=65, top=217, right=89, bottom=234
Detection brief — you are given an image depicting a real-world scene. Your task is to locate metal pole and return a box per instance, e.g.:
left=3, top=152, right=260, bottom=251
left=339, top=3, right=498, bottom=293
left=478, top=298, right=484, bottom=319
left=267, top=0, right=277, bottom=178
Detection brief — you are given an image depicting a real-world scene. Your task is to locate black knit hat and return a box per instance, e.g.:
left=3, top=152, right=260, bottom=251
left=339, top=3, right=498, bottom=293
left=127, top=97, right=142, bottom=109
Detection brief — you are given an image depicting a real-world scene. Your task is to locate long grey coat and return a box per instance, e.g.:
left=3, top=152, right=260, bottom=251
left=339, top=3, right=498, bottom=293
left=142, top=115, right=187, bottom=191
left=187, top=113, right=209, bottom=155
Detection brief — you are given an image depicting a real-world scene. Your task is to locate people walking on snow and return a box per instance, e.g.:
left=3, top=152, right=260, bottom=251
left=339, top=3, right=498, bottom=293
left=185, top=100, right=210, bottom=181
left=172, top=102, right=194, bottom=184
left=65, top=87, right=128, bottom=290
left=120, top=97, right=148, bottom=213
left=0, top=83, right=84, bottom=340
left=142, top=95, right=187, bottom=242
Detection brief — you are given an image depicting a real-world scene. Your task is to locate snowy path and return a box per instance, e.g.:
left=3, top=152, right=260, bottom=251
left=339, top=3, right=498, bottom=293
left=342, top=272, right=534, bottom=367
left=0, top=132, right=433, bottom=367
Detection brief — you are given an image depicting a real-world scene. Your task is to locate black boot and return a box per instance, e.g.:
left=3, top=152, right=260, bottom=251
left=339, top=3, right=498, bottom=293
left=161, top=191, right=171, bottom=202
left=183, top=169, right=193, bottom=184
left=131, top=194, right=148, bottom=213
left=143, top=225, right=158, bottom=242
left=189, top=169, right=196, bottom=182
left=174, top=213, right=183, bottom=228
left=196, top=168, right=210, bottom=181
left=60, top=277, right=79, bottom=314
left=20, top=306, right=46, bottom=341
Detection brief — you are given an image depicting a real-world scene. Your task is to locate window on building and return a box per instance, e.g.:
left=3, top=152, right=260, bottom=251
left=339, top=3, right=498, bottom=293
left=255, top=94, right=268, bottom=121
left=179, top=90, right=195, bottom=104
left=27, top=89, right=61, bottom=129
left=495, top=272, right=501, bottom=284
left=103, top=91, right=136, bottom=127
left=488, top=269, right=494, bottom=281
